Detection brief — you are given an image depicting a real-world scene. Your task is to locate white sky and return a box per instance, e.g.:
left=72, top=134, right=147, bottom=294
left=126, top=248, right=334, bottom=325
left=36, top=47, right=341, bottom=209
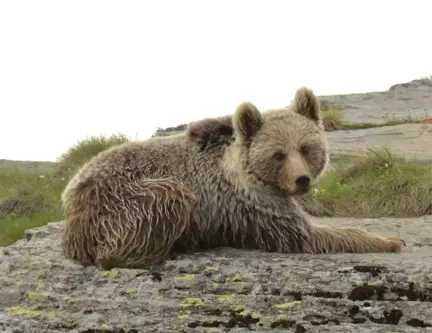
left=1, top=0, right=431, bottom=162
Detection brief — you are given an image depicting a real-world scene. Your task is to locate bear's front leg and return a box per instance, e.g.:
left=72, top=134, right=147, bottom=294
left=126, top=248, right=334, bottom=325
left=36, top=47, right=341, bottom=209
left=309, top=225, right=406, bottom=253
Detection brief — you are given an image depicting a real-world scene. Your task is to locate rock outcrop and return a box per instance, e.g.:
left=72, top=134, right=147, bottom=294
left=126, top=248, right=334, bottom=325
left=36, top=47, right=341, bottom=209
left=319, top=78, right=432, bottom=124
left=1, top=215, right=431, bottom=332
left=326, top=122, right=432, bottom=161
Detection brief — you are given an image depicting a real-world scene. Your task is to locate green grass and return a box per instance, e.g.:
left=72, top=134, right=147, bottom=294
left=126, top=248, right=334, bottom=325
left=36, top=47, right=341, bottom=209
left=0, top=134, right=132, bottom=247
left=298, top=147, right=432, bottom=218
left=0, top=168, right=65, bottom=246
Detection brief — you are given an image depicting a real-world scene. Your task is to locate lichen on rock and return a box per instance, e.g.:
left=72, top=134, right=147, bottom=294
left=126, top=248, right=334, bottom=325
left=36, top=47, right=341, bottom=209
left=0, top=215, right=432, bottom=332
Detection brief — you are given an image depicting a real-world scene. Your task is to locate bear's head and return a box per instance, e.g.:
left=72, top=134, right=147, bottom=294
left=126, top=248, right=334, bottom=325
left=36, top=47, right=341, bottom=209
left=231, top=87, right=329, bottom=196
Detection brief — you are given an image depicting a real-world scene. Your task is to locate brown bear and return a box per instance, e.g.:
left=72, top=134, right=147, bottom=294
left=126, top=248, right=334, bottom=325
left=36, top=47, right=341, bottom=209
left=61, top=87, right=405, bottom=269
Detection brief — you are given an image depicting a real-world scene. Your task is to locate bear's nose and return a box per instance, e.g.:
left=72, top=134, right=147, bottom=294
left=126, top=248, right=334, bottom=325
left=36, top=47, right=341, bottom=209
left=295, top=175, right=310, bottom=188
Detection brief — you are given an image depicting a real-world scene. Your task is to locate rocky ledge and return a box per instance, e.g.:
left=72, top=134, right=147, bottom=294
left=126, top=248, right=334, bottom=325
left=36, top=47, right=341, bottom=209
left=0, top=215, right=431, bottom=333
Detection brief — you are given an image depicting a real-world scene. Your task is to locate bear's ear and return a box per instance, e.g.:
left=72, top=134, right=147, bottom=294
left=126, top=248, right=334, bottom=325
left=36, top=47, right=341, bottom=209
left=233, top=102, right=263, bottom=139
left=291, top=87, right=322, bottom=125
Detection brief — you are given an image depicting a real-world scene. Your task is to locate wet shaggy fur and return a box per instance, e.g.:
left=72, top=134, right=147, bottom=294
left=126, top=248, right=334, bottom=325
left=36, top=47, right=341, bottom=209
left=61, top=87, right=406, bottom=269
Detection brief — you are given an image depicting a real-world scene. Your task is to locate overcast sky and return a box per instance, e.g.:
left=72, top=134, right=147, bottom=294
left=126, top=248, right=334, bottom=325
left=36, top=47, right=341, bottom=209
left=1, top=0, right=431, bottom=161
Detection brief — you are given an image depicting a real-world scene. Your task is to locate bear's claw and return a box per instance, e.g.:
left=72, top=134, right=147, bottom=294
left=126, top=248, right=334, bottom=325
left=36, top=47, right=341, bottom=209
left=386, top=237, right=406, bottom=252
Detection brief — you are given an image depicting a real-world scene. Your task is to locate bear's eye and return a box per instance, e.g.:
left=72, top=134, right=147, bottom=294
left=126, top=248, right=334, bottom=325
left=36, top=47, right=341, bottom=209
left=273, top=151, right=286, bottom=161
left=300, top=146, right=310, bottom=155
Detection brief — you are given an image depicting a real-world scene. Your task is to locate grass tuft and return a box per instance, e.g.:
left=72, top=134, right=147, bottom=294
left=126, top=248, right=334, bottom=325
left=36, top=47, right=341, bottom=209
left=56, top=133, right=130, bottom=178
left=418, top=75, right=432, bottom=86
left=321, top=107, right=343, bottom=131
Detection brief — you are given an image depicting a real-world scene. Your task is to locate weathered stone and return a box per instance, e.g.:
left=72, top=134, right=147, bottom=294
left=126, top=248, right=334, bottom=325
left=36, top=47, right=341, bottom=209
left=326, top=123, right=432, bottom=161
left=0, top=216, right=431, bottom=332
left=320, top=79, right=432, bottom=124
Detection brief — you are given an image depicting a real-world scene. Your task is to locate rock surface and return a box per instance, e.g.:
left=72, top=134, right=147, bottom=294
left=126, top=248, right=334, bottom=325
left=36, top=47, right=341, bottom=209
left=326, top=123, right=432, bottom=161
left=319, top=78, right=432, bottom=124
left=1, top=216, right=432, bottom=332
